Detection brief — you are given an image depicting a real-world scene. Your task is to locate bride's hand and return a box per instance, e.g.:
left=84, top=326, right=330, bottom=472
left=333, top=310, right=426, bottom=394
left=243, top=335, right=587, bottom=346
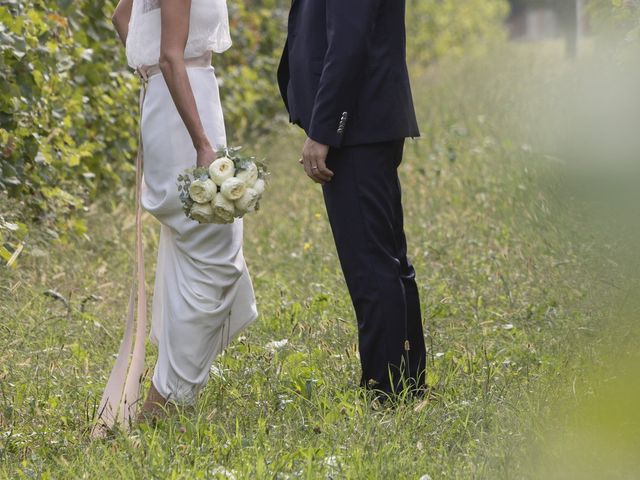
left=196, top=144, right=217, bottom=169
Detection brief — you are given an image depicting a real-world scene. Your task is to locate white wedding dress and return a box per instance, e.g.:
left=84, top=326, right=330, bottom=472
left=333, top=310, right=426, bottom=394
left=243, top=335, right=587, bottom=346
left=126, top=0, right=258, bottom=405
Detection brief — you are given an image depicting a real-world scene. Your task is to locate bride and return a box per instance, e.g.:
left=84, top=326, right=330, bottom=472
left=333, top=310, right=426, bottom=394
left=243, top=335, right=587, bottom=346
left=106, top=0, right=258, bottom=425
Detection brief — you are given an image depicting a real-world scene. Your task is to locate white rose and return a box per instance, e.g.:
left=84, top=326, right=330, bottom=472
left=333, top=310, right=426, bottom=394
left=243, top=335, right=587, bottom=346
left=188, top=178, right=217, bottom=203
left=234, top=188, right=259, bottom=214
left=190, top=201, right=215, bottom=223
left=208, top=157, right=235, bottom=186
left=220, top=177, right=247, bottom=201
left=212, top=193, right=235, bottom=223
left=252, top=178, right=266, bottom=196
left=235, top=162, right=258, bottom=187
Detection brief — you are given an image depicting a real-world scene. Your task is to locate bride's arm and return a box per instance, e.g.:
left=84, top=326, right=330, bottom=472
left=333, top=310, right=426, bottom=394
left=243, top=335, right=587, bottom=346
left=111, top=0, right=133, bottom=46
left=159, top=0, right=216, bottom=168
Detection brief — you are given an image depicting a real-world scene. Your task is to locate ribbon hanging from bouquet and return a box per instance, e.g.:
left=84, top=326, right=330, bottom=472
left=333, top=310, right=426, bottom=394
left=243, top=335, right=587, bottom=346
left=91, top=72, right=149, bottom=438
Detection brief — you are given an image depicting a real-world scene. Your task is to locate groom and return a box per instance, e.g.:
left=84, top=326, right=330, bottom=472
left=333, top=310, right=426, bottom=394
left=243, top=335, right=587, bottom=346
left=277, top=0, right=427, bottom=398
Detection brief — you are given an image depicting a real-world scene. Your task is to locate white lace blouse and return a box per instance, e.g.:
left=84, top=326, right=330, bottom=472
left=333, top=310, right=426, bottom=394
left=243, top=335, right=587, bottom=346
left=125, top=0, right=232, bottom=69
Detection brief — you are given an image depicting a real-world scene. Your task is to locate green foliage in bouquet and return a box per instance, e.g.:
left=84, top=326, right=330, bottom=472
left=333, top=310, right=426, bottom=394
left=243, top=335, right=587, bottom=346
left=219, top=145, right=269, bottom=178
left=179, top=147, right=269, bottom=186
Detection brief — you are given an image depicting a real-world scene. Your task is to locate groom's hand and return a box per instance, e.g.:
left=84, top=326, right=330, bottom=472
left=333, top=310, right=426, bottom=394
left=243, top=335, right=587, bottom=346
left=300, top=137, right=333, bottom=184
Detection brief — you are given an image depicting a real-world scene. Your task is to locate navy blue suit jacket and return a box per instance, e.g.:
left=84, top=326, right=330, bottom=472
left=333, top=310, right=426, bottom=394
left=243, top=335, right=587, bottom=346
left=277, top=0, right=420, bottom=148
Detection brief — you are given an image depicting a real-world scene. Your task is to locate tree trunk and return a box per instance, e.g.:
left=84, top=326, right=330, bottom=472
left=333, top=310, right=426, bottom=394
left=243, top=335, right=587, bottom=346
left=564, top=0, right=581, bottom=59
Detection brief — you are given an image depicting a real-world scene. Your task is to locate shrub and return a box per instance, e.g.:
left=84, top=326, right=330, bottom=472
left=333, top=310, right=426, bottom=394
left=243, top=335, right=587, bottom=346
left=0, top=0, right=138, bottom=249
left=587, top=0, right=640, bottom=42
left=219, top=0, right=288, bottom=141
left=405, top=0, right=510, bottom=65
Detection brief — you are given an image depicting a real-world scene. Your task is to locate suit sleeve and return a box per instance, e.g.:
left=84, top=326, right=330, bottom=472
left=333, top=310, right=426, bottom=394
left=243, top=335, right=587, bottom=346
left=308, top=0, right=383, bottom=148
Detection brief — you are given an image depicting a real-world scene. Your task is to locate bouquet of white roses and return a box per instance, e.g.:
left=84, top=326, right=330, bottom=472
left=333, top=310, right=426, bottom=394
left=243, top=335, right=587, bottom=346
left=177, top=147, right=268, bottom=224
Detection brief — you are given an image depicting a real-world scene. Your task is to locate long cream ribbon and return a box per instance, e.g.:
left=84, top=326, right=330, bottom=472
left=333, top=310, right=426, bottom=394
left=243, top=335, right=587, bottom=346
left=91, top=53, right=213, bottom=438
left=91, top=71, right=149, bottom=438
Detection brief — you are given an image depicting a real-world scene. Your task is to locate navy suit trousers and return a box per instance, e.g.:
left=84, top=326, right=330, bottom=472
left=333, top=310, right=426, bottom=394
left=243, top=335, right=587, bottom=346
left=322, top=139, right=427, bottom=395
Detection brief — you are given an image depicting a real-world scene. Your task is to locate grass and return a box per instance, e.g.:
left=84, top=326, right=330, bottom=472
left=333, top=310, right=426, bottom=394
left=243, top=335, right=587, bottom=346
left=1, top=41, right=639, bottom=478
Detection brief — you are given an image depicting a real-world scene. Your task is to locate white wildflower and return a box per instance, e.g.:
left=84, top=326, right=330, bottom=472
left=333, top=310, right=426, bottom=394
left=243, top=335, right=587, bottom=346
left=265, top=339, right=288, bottom=352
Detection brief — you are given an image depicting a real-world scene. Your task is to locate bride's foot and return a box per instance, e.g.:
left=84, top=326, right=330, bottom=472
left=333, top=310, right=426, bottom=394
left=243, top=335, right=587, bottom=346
left=137, top=381, right=169, bottom=426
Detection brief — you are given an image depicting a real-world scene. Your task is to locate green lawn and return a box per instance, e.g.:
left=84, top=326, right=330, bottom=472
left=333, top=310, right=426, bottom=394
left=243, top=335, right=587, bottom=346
left=1, top=43, right=639, bottom=479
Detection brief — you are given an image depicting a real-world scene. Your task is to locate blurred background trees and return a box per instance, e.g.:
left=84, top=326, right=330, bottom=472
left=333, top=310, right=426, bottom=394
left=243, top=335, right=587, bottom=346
left=406, top=0, right=509, bottom=64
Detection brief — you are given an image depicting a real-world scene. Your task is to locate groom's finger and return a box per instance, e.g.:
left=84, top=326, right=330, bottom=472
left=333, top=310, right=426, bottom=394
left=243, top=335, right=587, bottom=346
left=306, top=155, right=327, bottom=184
left=302, top=156, right=322, bottom=184
left=311, top=163, right=331, bottom=183
left=310, top=165, right=329, bottom=183
left=309, top=163, right=326, bottom=184
left=315, top=157, right=334, bottom=182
